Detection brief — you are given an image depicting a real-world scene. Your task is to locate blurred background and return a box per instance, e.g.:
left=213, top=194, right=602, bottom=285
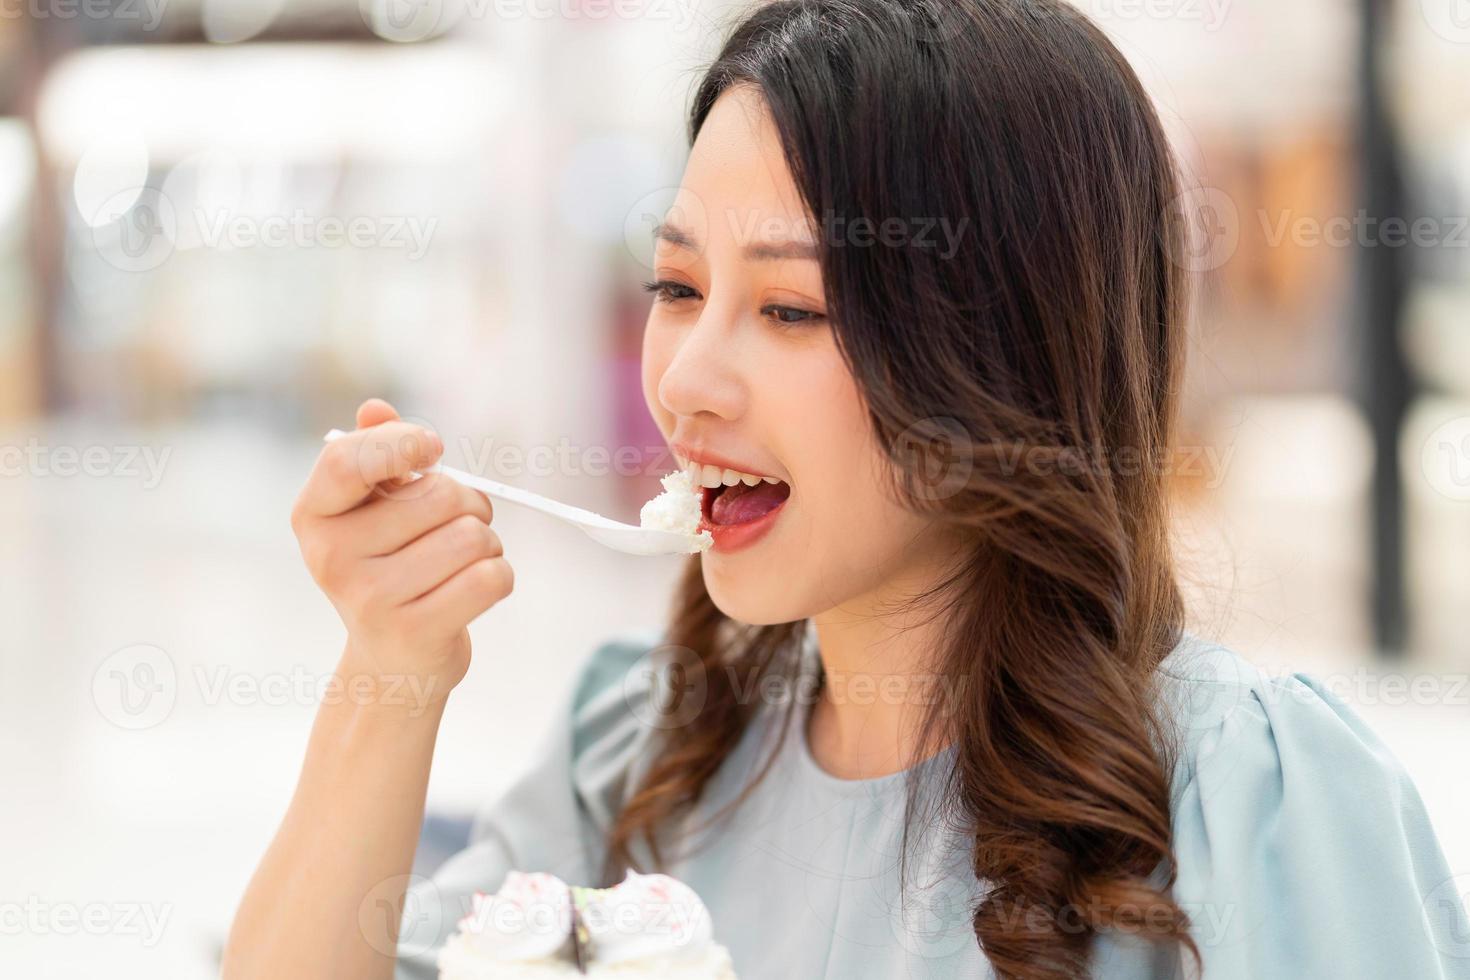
left=1, top=0, right=1468, bottom=975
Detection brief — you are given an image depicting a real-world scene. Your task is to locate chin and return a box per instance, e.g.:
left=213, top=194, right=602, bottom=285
left=699, top=562, right=812, bottom=627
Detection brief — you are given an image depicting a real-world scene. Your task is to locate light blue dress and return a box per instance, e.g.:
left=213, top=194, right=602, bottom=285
left=396, top=626, right=1470, bottom=978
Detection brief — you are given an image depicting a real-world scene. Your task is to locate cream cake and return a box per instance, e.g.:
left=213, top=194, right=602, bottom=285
left=437, top=870, right=737, bottom=980
left=639, top=470, right=713, bottom=553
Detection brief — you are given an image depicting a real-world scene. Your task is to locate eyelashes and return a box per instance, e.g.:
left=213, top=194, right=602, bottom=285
left=641, top=279, right=699, bottom=304
left=640, top=279, right=827, bottom=327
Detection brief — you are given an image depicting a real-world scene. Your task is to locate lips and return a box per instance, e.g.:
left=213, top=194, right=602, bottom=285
left=671, top=443, right=791, bottom=552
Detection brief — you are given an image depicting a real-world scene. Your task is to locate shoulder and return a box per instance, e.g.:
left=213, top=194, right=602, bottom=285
left=1153, top=632, right=1417, bottom=809
left=1151, top=632, right=1470, bottom=975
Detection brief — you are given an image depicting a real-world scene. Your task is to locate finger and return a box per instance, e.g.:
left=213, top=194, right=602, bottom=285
left=301, top=422, right=443, bottom=517
left=370, top=514, right=504, bottom=605
left=354, top=400, right=416, bottom=493
left=408, top=556, right=514, bottom=628
left=356, top=398, right=399, bottom=429
left=336, top=471, right=494, bottom=556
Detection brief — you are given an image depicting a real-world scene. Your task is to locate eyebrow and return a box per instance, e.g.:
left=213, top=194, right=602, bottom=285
left=653, top=220, right=820, bottom=262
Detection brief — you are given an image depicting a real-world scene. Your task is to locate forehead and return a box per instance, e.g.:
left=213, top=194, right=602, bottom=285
left=675, top=84, right=815, bottom=247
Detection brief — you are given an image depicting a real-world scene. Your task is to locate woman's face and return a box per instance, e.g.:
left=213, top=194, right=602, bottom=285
left=641, top=84, right=951, bottom=626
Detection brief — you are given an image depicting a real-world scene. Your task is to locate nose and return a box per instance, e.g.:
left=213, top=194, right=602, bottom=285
left=655, top=308, right=747, bottom=423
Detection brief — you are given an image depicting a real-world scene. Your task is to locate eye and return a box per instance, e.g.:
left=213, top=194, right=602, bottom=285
left=641, top=279, right=701, bottom=304
left=761, top=304, right=826, bottom=326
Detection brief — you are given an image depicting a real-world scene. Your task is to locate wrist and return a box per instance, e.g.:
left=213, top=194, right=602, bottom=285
left=332, top=647, right=454, bottom=724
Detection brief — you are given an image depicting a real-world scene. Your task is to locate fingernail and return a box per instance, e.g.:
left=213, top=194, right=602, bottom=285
left=426, top=431, right=443, bottom=456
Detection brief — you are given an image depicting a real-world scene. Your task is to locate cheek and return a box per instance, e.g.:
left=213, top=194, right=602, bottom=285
left=788, top=360, right=887, bottom=527
left=640, top=318, right=674, bottom=435
left=785, top=358, right=921, bottom=571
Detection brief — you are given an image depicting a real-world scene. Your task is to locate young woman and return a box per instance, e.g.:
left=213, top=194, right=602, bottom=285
left=224, top=1, right=1470, bottom=978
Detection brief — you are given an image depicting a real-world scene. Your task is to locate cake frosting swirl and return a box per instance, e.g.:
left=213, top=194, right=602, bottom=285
left=437, top=870, right=737, bottom=980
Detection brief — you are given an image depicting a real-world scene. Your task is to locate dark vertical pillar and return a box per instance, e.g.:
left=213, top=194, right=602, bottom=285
left=1357, top=0, right=1412, bottom=655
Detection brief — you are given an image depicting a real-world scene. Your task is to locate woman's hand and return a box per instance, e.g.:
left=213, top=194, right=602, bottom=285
left=291, top=398, right=514, bottom=710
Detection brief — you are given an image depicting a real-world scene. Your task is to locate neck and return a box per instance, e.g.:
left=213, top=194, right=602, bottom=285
left=805, top=546, right=960, bottom=780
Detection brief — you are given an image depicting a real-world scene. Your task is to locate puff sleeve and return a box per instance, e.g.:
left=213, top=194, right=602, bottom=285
left=394, top=632, right=660, bottom=979
left=1164, top=662, right=1470, bottom=979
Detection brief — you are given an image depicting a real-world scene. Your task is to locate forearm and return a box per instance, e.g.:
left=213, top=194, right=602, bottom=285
left=222, top=660, right=447, bottom=980
left=229, top=407, right=512, bottom=977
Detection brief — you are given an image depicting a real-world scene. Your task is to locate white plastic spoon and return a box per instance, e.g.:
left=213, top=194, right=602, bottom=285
left=323, top=429, right=708, bottom=557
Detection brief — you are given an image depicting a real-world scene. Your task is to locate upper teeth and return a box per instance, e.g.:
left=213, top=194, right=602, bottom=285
left=683, top=461, right=781, bottom=489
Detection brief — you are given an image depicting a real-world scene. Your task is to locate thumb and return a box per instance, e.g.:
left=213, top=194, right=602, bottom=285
left=355, top=398, right=400, bottom=430
left=353, top=398, right=424, bottom=491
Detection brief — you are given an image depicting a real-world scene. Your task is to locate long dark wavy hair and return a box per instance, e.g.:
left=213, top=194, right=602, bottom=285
left=605, top=2, right=1201, bottom=978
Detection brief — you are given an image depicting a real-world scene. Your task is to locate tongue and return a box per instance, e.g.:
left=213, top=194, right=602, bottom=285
left=710, top=481, right=790, bottom=526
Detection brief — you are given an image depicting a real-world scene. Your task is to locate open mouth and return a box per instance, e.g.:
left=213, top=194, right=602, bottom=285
left=677, top=456, right=792, bottom=552
left=702, top=479, right=792, bottom=526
